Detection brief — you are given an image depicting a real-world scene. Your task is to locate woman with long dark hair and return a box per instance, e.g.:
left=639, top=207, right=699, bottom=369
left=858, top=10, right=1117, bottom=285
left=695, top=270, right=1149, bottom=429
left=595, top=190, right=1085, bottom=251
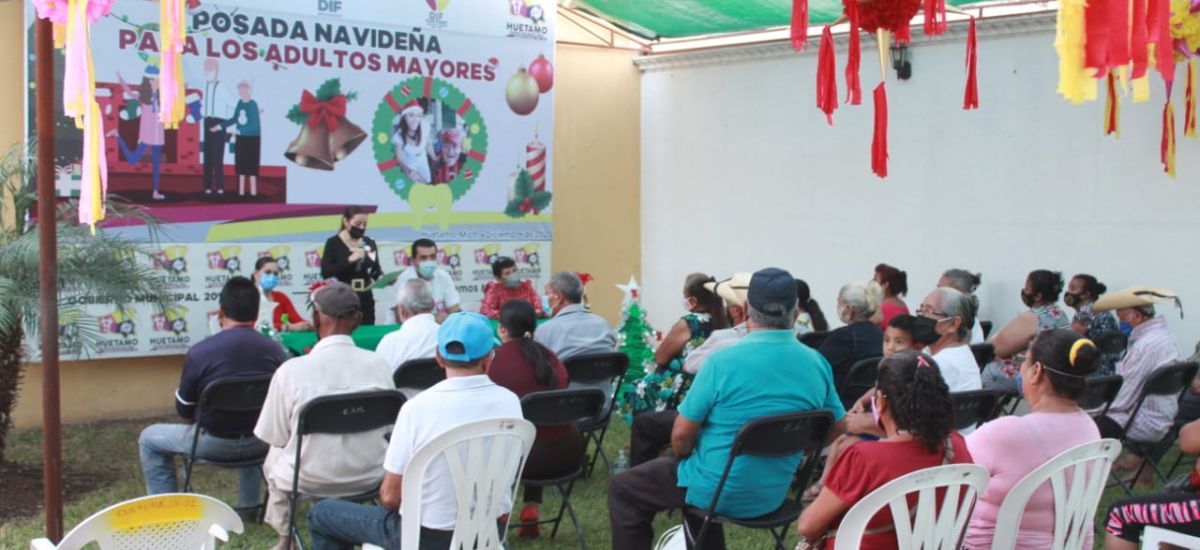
left=488, top=299, right=578, bottom=537
left=795, top=278, right=829, bottom=333
left=319, top=206, right=384, bottom=324
left=981, top=269, right=1071, bottom=393
left=873, top=263, right=910, bottom=329
left=797, top=350, right=972, bottom=549
left=625, top=273, right=729, bottom=414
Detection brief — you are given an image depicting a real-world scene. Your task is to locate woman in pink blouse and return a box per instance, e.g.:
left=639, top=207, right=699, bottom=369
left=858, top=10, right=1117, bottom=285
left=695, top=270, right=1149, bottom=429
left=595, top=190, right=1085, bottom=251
left=963, top=329, right=1102, bottom=549
left=873, top=263, right=910, bottom=329
left=479, top=256, right=544, bottom=319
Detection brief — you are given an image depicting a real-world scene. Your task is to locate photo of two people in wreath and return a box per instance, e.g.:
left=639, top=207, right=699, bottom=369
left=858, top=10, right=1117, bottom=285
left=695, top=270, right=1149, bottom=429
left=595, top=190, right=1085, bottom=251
left=390, top=98, right=467, bottom=186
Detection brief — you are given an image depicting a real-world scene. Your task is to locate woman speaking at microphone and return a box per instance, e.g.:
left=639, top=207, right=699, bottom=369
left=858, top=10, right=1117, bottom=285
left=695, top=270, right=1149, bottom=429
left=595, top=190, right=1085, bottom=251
left=320, top=205, right=384, bottom=324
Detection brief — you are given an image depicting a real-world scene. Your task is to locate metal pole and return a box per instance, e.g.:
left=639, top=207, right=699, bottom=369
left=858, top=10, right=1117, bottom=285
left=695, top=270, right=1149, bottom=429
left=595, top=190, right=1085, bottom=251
left=35, top=15, right=64, bottom=543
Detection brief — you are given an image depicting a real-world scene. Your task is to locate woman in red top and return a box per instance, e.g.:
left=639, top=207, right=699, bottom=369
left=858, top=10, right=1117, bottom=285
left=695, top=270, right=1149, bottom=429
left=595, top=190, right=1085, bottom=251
left=797, top=350, right=972, bottom=549
left=873, top=263, right=911, bottom=329
left=253, top=257, right=311, bottom=332
left=487, top=299, right=579, bottom=537
left=479, top=256, right=544, bottom=319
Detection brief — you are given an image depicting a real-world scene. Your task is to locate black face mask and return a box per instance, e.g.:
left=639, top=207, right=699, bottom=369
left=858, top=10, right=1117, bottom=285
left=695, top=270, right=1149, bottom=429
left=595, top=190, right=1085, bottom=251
left=1020, top=290, right=1036, bottom=308
left=348, top=226, right=365, bottom=239
left=911, top=316, right=942, bottom=345
left=1063, top=292, right=1082, bottom=309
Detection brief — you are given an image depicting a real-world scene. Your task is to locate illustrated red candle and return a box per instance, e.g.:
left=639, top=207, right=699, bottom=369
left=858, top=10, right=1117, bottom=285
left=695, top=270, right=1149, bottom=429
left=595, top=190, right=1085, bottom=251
left=526, top=139, right=546, bottom=191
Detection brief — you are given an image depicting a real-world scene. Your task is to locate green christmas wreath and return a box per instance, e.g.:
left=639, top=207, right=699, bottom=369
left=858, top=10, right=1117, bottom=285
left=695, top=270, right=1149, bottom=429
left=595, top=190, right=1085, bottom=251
left=371, top=77, right=488, bottom=202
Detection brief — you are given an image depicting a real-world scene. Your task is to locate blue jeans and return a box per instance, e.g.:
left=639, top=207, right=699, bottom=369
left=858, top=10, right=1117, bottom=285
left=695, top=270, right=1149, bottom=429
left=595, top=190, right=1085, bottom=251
left=115, top=139, right=163, bottom=193
left=308, top=499, right=455, bottom=550
left=138, top=423, right=267, bottom=508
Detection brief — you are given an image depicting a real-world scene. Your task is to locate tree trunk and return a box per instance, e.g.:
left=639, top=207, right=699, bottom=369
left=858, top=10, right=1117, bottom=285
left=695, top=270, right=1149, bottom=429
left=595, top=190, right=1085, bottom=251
left=0, top=320, right=25, bottom=463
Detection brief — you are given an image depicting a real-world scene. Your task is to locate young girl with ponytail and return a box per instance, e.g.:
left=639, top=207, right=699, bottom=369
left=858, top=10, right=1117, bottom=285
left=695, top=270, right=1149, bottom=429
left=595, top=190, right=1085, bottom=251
left=488, top=299, right=578, bottom=537
left=797, top=350, right=972, bottom=549
left=963, top=329, right=1102, bottom=549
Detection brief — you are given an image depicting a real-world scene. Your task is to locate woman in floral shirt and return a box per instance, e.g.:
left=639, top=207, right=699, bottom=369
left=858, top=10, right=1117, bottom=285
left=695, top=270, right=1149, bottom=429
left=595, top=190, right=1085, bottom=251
left=981, top=269, right=1072, bottom=394
left=624, top=273, right=729, bottom=415
left=1065, top=274, right=1121, bottom=374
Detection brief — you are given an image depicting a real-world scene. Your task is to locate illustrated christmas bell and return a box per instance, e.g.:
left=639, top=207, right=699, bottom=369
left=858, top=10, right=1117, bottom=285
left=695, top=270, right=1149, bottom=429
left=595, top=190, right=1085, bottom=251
left=328, top=118, right=367, bottom=161
left=285, top=124, right=336, bottom=171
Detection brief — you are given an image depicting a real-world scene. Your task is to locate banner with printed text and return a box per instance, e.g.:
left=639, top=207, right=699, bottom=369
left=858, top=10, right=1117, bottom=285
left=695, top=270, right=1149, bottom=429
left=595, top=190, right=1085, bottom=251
left=25, top=0, right=555, bottom=360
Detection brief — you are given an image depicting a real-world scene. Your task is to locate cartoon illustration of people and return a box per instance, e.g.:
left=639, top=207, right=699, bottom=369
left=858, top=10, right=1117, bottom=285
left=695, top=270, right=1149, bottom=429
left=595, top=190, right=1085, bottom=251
left=392, top=100, right=433, bottom=184
left=431, top=128, right=466, bottom=184
left=199, top=58, right=235, bottom=195
left=213, top=81, right=262, bottom=197
left=109, top=65, right=167, bottom=200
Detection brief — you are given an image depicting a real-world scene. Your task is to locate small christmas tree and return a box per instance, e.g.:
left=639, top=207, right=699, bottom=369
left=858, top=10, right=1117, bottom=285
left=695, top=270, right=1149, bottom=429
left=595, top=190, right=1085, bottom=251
left=617, top=299, right=655, bottom=402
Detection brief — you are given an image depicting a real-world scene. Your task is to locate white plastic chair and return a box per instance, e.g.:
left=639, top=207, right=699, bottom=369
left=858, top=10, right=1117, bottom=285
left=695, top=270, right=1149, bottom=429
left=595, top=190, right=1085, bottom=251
left=29, top=493, right=243, bottom=550
left=832, top=463, right=989, bottom=550
left=990, top=438, right=1121, bottom=550
left=363, top=417, right=535, bottom=550
left=1142, top=525, right=1200, bottom=548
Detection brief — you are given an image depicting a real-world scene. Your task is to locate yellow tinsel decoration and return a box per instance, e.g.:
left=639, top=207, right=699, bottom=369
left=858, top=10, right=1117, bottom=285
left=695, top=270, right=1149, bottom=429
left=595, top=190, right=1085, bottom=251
left=1056, top=0, right=1096, bottom=103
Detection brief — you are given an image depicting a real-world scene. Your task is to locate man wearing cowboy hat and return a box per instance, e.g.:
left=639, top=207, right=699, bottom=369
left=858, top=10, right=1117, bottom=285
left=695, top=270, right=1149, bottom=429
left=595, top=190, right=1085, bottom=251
left=628, top=273, right=753, bottom=467
left=1091, top=287, right=1183, bottom=454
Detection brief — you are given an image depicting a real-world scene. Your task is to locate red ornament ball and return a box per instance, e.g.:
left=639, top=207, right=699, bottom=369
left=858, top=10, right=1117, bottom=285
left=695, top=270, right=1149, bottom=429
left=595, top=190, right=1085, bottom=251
left=528, top=54, right=554, bottom=93
left=846, top=0, right=921, bottom=34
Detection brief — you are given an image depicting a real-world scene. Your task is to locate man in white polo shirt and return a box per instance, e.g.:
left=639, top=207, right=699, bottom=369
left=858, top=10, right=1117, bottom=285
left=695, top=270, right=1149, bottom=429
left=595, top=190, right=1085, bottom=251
left=254, top=282, right=395, bottom=550
left=376, top=278, right=440, bottom=374
left=396, top=238, right=462, bottom=323
left=307, top=312, right=522, bottom=550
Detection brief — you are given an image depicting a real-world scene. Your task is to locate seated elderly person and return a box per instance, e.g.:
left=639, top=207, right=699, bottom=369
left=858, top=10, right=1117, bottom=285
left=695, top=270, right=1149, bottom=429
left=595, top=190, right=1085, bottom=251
left=938, top=268, right=985, bottom=344
left=377, top=278, right=439, bottom=373
left=981, top=269, right=1071, bottom=394
left=629, top=272, right=752, bottom=466
left=818, top=281, right=885, bottom=389
left=307, top=312, right=523, bottom=550
left=253, top=282, right=395, bottom=550
left=1090, top=287, right=1184, bottom=473
left=534, top=271, right=617, bottom=361
left=139, top=277, right=288, bottom=521
left=609, top=268, right=846, bottom=548
left=915, top=287, right=982, bottom=393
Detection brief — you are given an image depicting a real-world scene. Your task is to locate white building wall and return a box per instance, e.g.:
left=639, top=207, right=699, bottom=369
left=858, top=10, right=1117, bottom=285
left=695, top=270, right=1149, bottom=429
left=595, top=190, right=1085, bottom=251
left=638, top=13, right=1200, bottom=353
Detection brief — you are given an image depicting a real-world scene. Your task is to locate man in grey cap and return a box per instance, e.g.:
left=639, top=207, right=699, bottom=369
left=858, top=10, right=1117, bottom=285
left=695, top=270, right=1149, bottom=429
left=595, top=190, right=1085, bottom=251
left=254, top=282, right=395, bottom=550
left=609, top=268, right=847, bottom=549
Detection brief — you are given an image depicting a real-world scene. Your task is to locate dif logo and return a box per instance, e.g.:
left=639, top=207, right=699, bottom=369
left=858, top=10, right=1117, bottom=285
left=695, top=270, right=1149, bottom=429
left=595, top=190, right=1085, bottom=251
left=509, top=0, right=545, bottom=22
left=305, top=247, right=324, bottom=268
left=207, top=246, right=242, bottom=274
left=258, top=245, right=293, bottom=272
left=474, top=244, right=502, bottom=266
left=152, top=245, right=188, bottom=274
left=438, top=244, right=462, bottom=271
left=318, top=0, right=342, bottom=14
left=394, top=248, right=412, bottom=267
left=99, top=307, right=137, bottom=337
left=513, top=243, right=541, bottom=268
left=152, top=306, right=189, bottom=335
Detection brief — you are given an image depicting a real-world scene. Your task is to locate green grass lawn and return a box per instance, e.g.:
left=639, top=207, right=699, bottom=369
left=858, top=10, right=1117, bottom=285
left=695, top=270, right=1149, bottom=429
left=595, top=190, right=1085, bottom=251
left=0, top=415, right=1190, bottom=549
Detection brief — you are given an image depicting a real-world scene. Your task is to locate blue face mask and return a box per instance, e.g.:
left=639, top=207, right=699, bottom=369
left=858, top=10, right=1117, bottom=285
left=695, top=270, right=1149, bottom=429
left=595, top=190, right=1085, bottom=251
left=259, top=273, right=279, bottom=291
left=1119, top=321, right=1134, bottom=337
left=541, top=295, right=553, bottom=313
left=418, top=260, right=438, bottom=279
left=1014, top=373, right=1023, bottom=393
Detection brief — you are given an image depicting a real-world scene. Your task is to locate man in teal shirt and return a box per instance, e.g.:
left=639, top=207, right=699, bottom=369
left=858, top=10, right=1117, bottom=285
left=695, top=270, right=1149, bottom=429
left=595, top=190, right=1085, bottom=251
left=608, top=267, right=846, bottom=549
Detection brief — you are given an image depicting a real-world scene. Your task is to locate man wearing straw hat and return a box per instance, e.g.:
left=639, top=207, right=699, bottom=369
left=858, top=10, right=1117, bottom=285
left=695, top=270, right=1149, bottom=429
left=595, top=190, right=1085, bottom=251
left=1090, top=286, right=1183, bottom=473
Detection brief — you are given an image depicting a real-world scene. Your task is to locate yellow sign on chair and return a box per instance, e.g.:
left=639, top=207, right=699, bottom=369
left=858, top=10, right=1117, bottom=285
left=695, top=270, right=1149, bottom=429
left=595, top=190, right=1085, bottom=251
left=108, top=494, right=203, bottom=531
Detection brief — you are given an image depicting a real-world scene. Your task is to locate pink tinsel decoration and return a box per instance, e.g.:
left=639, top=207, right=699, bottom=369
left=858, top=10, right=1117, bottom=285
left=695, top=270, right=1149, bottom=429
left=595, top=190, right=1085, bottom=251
left=32, top=0, right=69, bottom=23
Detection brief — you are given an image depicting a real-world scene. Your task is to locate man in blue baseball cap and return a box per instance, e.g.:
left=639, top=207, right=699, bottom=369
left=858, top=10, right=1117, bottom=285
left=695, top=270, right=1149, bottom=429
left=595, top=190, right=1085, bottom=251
left=307, top=312, right=524, bottom=549
left=609, top=267, right=848, bottom=549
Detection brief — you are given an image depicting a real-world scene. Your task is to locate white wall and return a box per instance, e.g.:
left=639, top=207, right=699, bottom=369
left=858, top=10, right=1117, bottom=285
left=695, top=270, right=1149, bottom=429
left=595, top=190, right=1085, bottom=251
left=638, top=13, right=1200, bottom=353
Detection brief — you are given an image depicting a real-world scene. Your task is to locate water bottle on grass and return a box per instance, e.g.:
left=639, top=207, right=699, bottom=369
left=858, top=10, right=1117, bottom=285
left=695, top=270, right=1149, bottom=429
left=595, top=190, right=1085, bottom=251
left=612, top=449, right=629, bottom=476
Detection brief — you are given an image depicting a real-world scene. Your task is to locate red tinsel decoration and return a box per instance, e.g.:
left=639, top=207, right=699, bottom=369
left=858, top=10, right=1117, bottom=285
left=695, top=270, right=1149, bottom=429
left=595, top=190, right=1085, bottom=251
left=923, top=0, right=947, bottom=36
left=1084, top=0, right=1112, bottom=75
left=1162, top=98, right=1177, bottom=176
left=963, top=18, right=978, bottom=110
left=1105, top=0, right=1130, bottom=68
left=1104, top=72, right=1120, bottom=136
left=1147, top=0, right=1174, bottom=83
left=845, top=0, right=862, bottom=105
left=791, top=0, right=809, bottom=51
left=817, top=26, right=839, bottom=124
left=1131, top=0, right=1148, bottom=79
left=895, top=19, right=913, bottom=45
left=872, top=82, right=889, bottom=178
left=1187, top=61, right=1197, bottom=138
left=846, top=0, right=921, bottom=34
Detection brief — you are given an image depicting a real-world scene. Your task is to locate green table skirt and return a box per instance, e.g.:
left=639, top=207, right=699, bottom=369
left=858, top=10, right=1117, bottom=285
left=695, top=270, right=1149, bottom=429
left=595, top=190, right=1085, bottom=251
left=280, top=319, right=540, bottom=355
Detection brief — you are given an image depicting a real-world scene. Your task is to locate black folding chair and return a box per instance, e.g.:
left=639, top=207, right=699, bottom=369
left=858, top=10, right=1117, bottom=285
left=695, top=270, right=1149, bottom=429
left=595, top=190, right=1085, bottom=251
left=839, top=356, right=882, bottom=411
left=509, top=388, right=606, bottom=550
left=980, top=321, right=994, bottom=340
left=970, top=343, right=995, bottom=371
left=392, top=357, right=445, bottom=398
left=798, top=331, right=829, bottom=349
left=181, top=373, right=274, bottom=518
left=287, top=389, right=407, bottom=549
left=949, top=389, right=998, bottom=431
left=1080, top=374, right=1124, bottom=417
left=563, top=352, right=629, bottom=477
left=684, top=410, right=836, bottom=550
left=1108, top=362, right=1199, bottom=496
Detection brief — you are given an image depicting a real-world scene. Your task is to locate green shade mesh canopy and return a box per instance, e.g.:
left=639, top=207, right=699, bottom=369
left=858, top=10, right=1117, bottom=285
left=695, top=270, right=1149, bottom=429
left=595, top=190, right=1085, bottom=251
left=573, top=0, right=986, bottom=39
